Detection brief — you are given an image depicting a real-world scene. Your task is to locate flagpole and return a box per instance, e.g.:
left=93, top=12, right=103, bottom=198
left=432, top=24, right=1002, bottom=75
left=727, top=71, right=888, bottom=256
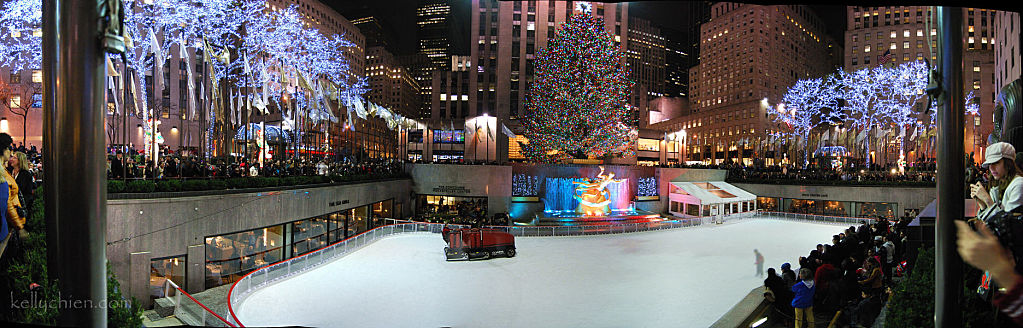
left=121, top=54, right=128, bottom=180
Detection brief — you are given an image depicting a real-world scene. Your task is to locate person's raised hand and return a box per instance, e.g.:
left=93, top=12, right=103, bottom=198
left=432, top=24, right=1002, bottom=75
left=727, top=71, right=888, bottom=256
left=956, top=220, right=1020, bottom=289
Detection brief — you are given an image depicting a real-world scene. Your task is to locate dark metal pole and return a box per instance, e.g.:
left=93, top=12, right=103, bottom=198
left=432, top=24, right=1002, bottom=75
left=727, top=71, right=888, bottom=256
left=122, top=58, right=128, bottom=180
left=41, top=0, right=61, bottom=293
left=935, top=6, right=964, bottom=327
left=45, top=0, right=108, bottom=325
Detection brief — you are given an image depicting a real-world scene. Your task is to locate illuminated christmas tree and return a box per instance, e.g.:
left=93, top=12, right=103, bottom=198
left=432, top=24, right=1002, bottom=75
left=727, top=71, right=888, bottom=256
left=521, top=8, right=635, bottom=163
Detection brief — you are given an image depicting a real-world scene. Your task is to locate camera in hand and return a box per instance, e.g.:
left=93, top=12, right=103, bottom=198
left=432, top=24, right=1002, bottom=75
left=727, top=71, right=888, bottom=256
left=976, top=206, right=1023, bottom=272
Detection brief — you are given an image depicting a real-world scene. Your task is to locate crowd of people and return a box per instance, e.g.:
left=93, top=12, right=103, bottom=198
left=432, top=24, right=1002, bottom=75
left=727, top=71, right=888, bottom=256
left=727, top=165, right=936, bottom=184
left=106, top=151, right=404, bottom=180
left=761, top=216, right=912, bottom=327
left=755, top=141, right=1023, bottom=327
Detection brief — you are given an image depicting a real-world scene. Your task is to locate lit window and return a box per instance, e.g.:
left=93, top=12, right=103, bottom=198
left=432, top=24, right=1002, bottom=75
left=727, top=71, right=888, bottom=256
left=865, top=45, right=871, bottom=52
left=917, top=29, right=923, bottom=36
left=10, top=30, right=20, bottom=38
left=903, top=29, right=910, bottom=37
left=439, top=94, right=446, bottom=101
left=32, top=70, right=41, bottom=83
left=9, top=95, right=21, bottom=108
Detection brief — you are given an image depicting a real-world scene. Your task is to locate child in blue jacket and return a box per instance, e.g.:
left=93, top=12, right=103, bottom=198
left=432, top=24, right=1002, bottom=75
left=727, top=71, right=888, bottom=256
left=791, top=267, right=816, bottom=328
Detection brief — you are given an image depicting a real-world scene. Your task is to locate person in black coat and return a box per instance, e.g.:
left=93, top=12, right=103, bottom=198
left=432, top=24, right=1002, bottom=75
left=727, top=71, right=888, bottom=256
left=110, top=152, right=124, bottom=179
left=763, top=267, right=793, bottom=325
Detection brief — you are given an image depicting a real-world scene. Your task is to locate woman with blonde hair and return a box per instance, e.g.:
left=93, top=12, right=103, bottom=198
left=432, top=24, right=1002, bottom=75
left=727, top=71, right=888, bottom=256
left=8, top=151, right=34, bottom=217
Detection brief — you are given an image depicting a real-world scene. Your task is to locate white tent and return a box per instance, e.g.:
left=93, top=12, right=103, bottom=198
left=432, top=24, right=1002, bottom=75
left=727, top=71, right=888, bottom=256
left=667, top=181, right=757, bottom=218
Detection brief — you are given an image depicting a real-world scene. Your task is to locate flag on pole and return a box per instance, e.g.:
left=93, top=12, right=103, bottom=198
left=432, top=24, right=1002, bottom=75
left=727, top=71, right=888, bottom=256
left=899, top=126, right=906, bottom=138
left=180, top=37, right=197, bottom=119
left=822, top=130, right=830, bottom=141
left=149, top=29, right=164, bottom=94
left=877, top=49, right=892, bottom=66
left=911, top=127, right=918, bottom=141
left=131, top=74, right=145, bottom=116
left=501, top=123, right=516, bottom=138
left=106, top=56, right=119, bottom=114
left=352, top=97, right=367, bottom=119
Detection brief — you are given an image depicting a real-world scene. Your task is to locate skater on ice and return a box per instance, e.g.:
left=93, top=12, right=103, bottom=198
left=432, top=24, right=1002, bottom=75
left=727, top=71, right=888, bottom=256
left=754, top=249, right=764, bottom=277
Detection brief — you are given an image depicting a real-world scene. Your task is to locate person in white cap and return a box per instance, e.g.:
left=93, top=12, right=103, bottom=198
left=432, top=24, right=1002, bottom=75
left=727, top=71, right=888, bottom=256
left=971, top=142, right=1023, bottom=214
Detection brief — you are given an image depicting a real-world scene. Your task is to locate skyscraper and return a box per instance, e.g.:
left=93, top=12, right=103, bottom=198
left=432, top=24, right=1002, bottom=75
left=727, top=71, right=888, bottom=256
left=844, top=6, right=1000, bottom=162
left=663, top=27, right=690, bottom=98
left=685, top=3, right=838, bottom=165
left=627, top=17, right=666, bottom=99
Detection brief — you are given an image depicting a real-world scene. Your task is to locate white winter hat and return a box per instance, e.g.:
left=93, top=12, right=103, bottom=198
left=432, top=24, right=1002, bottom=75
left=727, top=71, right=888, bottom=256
left=982, top=142, right=1016, bottom=168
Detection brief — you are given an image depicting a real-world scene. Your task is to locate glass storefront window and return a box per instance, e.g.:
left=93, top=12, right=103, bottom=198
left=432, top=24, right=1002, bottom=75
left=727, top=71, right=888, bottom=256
left=349, top=206, right=369, bottom=236
left=328, top=211, right=348, bottom=243
left=788, top=199, right=818, bottom=214
left=637, top=138, right=660, bottom=151
left=417, top=195, right=488, bottom=224
left=205, top=225, right=284, bottom=289
left=860, top=202, right=896, bottom=219
left=292, top=217, right=330, bottom=256
left=150, top=255, right=185, bottom=301
left=686, top=203, right=700, bottom=217
left=757, top=197, right=778, bottom=211
left=821, top=200, right=848, bottom=216
left=372, top=199, right=393, bottom=229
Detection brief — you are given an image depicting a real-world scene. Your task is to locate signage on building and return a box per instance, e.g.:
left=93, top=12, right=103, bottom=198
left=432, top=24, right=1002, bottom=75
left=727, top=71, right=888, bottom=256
left=801, top=193, right=828, bottom=198
left=329, top=199, right=350, bottom=207
left=432, top=185, right=471, bottom=194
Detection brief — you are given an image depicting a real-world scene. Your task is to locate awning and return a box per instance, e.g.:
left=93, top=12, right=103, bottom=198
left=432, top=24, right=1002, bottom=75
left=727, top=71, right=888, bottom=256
left=668, top=181, right=757, bottom=206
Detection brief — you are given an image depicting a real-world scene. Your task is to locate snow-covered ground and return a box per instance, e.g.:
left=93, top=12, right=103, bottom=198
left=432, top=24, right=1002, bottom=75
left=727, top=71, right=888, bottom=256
left=235, top=218, right=846, bottom=328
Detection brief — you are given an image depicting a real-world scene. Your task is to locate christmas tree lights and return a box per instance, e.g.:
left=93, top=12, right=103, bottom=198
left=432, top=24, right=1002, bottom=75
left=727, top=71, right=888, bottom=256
left=521, top=10, right=635, bottom=162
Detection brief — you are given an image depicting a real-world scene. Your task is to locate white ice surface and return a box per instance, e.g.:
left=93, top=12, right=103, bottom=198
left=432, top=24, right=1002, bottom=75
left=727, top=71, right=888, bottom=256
left=235, top=219, right=847, bottom=328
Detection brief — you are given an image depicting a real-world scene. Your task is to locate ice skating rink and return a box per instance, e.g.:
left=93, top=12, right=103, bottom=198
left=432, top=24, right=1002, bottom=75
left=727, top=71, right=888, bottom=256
left=235, top=219, right=847, bottom=327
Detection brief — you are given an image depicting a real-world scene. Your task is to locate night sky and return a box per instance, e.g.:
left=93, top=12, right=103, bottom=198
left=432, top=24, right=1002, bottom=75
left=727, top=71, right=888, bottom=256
left=322, top=1, right=850, bottom=55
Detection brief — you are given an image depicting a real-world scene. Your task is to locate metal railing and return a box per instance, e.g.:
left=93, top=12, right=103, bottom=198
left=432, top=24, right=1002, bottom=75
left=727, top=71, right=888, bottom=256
left=224, top=210, right=848, bottom=327
left=162, top=279, right=235, bottom=327
left=757, top=211, right=876, bottom=226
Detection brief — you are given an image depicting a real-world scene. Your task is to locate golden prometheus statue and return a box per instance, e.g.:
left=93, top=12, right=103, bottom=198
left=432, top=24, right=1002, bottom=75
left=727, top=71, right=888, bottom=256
left=572, top=166, right=623, bottom=216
